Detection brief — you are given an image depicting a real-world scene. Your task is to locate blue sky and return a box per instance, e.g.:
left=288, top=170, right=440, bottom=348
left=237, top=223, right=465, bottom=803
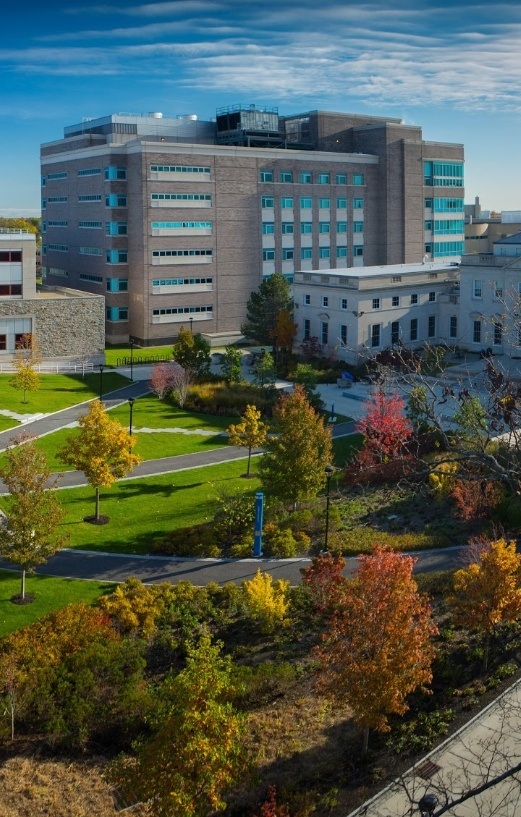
left=2, top=0, right=521, bottom=215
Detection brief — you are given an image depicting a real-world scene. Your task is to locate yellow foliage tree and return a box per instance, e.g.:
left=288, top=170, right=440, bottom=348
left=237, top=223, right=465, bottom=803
left=449, top=539, right=521, bottom=670
left=9, top=334, right=41, bottom=405
left=243, top=569, right=290, bottom=633
left=98, top=577, right=176, bottom=637
left=227, top=404, right=268, bottom=477
left=58, top=400, right=140, bottom=523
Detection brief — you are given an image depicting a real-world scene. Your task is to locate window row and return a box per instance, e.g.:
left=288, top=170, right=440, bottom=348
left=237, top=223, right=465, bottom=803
left=152, top=305, right=213, bottom=316
left=151, top=193, right=212, bottom=202
left=150, top=165, right=211, bottom=175
left=42, top=167, right=127, bottom=184
left=151, top=249, right=213, bottom=258
left=261, top=196, right=363, bottom=209
left=152, top=277, right=213, bottom=286
left=260, top=170, right=365, bottom=185
left=43, top=246, right=128, bottom=263
left=150, top=221, right=212, bottom=230
left=263, top=246, right=360, bottom=261
left=262, top=221, right=355, bottom=235
left=424, top=161, right=464, bottom=187
left=424, top=198, right=464, bottom=213
left=0, top=251, right=22, bottom=262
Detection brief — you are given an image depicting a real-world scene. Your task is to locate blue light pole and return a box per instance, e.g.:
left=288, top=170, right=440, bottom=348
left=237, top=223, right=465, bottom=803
left=253, top=492, right=264, bottom=557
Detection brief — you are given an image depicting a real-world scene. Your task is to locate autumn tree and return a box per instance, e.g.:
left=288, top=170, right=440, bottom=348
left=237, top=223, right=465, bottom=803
left=270, top=308, right=297, bottom=367
left=227, top=404, right=268, bottom=477
left=172, top=326, right=211, bottom=378
left=243, top=570, right=290, bottom=633
left=0, top=435, right=67, bottom=601
left=355, top=390, right=413, bottom=464
left=9, top=334, right=41, bottom=405
left=448, top=539, right=521, bottom=671
left=112, top=632, right=247, bottom=817
left=58, top=400, right=140, bottom=523
left=314, top=548, right=438, bottom=755
left=148, top=361, right=181, bottom=399
left=222, top=346, right=243, bottom=384
left=301, top=552, right=348, bottom=619
left=259, top=385, right=332, bottom=509
left=242, top=272, right=293, bottom=352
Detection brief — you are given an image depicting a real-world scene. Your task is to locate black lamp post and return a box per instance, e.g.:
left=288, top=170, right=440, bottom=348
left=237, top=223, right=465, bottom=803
left=418, top=793, right=439, bottom=817
left=324, top=465, right=334, bottom=551
left=128, top=397, right=135, bottom=452
left=129, top=340, right=135, bottom=382
left=189, top=316, right=194, bottom=334
left=98, top=363, right=105, bottom=401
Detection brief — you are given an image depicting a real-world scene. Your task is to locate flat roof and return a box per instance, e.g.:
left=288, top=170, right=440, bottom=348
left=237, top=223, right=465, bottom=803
left=294, top=262, right=458, bottom=279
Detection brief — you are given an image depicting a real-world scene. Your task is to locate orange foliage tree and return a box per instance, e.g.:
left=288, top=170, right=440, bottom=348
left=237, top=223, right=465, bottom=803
left=449, top=539, right=521, bottom=670
left=314, top=548, right=438, bottom=754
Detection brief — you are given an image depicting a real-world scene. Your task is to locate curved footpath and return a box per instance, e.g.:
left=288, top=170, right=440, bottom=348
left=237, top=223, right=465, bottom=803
left=0, top=377, right=461, bottom=586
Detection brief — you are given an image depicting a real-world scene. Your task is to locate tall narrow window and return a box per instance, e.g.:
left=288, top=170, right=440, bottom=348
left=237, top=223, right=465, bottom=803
left=391, top=321, right=400, bottom=345
left=371, top=324, right=381, bottom=348
left=473, top=320, right=482, bottom=343
left=450, top=316, right=458, bottom=338
left=321, top=322, right=329, bottom=345
left=410, top=318, right=418, bottom=342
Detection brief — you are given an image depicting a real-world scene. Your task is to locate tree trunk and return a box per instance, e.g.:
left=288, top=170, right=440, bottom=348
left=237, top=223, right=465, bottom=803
left=362, top=725, right=370, bottom=756
left=247, top=446, right=252, bottom=477
left=20, top=568, right=26, bottom=601
left=95, top=487, right=100, bottom=522
left=483, top=632, right=491, bottom=672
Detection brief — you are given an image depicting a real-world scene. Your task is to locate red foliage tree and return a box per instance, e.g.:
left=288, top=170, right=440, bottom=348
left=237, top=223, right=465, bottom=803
left=300, top=552, right=348, bottom=618
left=148, top=361, right=185, bottom=400
left=354, top=391, right=413, bottom=465
left=256, top=786, right=291, bottom=817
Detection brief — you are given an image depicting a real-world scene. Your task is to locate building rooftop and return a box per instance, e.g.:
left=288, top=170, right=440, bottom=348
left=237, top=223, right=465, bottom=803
left=494, top=231, right=521, bottom=244
left=295, top=262, right=459, bottom=279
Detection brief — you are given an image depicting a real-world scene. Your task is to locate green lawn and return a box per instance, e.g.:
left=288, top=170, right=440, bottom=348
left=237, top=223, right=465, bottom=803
left=39, top=460, right=261, bottom=555
left=0, top=372, right=130, bottom=415
left=332, top=434, right=363, bottom=468
left=104, top=343, right=173, bottom=368
left=0, top=571, right=114, bottom=638
left=0, top=415, right=20, bottom=433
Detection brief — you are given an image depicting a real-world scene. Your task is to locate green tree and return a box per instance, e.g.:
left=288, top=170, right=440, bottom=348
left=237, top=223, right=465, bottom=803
left=0, top=436, right=67, bottom=601
left=172, top=326, right=211, bottom=378
left=241, top=273, right=293, bottom=351
left=227, top=404, right=268, bottom=476
left=222, top=346, right=243, bottom=384
left=453, top=394, right=489, bottom=447
left=112, top=632, right=247, bottom=817
left=259, top=385, right=333, bottom=509
left=293, top=362, right=323, bottom=411
left=58, top=400, right=140, bottom=523
left=9, top=333, right=41, bottom=404
left=252, top=350, right=277, bottom=387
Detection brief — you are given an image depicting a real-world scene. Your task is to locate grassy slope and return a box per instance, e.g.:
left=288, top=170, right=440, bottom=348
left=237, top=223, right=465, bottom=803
left=0, top=372, right=130, bottom=414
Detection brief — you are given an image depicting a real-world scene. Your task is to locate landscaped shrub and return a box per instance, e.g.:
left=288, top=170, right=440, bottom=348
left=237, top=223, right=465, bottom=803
left=243, top=570, right=290, bottom=633
left=97, top=577, right=176, bottom=637
left=262, top=524, right=299, bottom=558
left=327, top=527, right=448, bottom=556
left=152, top=523, right=221, bottom=557
left=183, top=381, right=275, bottom=416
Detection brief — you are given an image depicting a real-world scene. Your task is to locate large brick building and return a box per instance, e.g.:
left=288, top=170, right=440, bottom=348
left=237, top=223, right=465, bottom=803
left=40, top=106, right=464, bottom=346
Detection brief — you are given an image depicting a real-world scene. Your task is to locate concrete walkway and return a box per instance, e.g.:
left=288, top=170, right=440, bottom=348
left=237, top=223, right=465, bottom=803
left=348, top=676, right=521, bottom=817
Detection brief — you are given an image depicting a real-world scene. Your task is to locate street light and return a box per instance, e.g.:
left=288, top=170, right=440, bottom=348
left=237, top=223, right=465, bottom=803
left=324, top=465, right=334, bottom=551
left=418, top=793, right=439, bottom=817
left=98, top=363, right=105, bottom=401
left=189, top=316, right=194, bottom=334
left=129, top=339, right=135, bottom=382
left=128, top=397, right=135, bottom=452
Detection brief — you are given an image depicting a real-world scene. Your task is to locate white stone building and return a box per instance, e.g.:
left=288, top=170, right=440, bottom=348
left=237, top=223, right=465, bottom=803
left=292, top=262, right=460, bottom=365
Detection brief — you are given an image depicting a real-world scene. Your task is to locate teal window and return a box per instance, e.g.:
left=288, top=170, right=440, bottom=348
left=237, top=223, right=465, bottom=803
left=433, top=198, right=464, bottom=213
left=300, top=196, right=312, bottom=208
left=336, top=221, right=348, bottom=233
left=353, top=246, right=364, bottom=257
left=152, top=277, right=212, bottom=286
left=335, top=174, right=347, bottom=185
left=318, top=173, right=330, bottom=184
left=106, top=221, right=127, bottom=236
left=299, top=172, right=312, bottom=183
left=433, top=241, right=464, bottom=257
left=281, top=197, right=294, bottom=208
left=151, top=164, right=210, bottom=175
left=353, top=198, right=364, bottom=209
left=352, top=174, right=364, bottom=185
left=425, top=243, right=432, bottom=253
left=319, top=221, right=330, bottom=233
left=106, top=307, right=128, bottom=321
left=433, top=219, right=464, bottom=235
left=424, top=161, right=464, bottom=187
left=106, top=249, right=128, bottom=264
left=319, top=197, right=330, bottom=208
left=106, top=278, right=128, bottom=292
left=263, top=249, right=275, bottom=261
left=151, top=193, right=211, bottom=202
left=319, top=247, right=330, bottom=259
left=279, top=171, right=293, bottom=183
left=105, top=166, right=127, bottom=180
left=78, top=195, right=100, bottom=202
left=353, top=222, right=363, bottom=232
left=261, top=195, right=274, bottom=208
left=78, top=168, right=101, bottom=176
left=79, top=247, right=103, bottom=256
left=336, top=246, right=348, bottom=258
left=301, top=248, right=312, bottom=259
left=105, top=194, right=127, bottom=207
left=151, top=221, right=212, bottom=230
left=301, top=222, right=312, bottom=234
left=425, top=220, right=433, bottom=230
left=281, top=222, right=294, bottom=234
left=41, top=199, right=46, bottom=209
left=282, top=248, right=294, bottom=260
left=337, top=197, right=347, bottom=208
left=47, top=172, right=67, bottom=180
left=260, top=170, right=274, bottom=182
left=425, top=198, right=433, bottom=208
left=262, top=222, right=274, bottom=234
left=79, top=221, right=101, bottom=229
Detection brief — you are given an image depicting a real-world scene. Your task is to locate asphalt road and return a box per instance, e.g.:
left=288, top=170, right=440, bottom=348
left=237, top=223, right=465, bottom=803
left=0, top=544, right=467, bottom=586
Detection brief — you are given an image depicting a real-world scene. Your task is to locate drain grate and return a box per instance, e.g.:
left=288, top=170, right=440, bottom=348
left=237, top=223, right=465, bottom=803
left=415, top=760, right=441, bottom=780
